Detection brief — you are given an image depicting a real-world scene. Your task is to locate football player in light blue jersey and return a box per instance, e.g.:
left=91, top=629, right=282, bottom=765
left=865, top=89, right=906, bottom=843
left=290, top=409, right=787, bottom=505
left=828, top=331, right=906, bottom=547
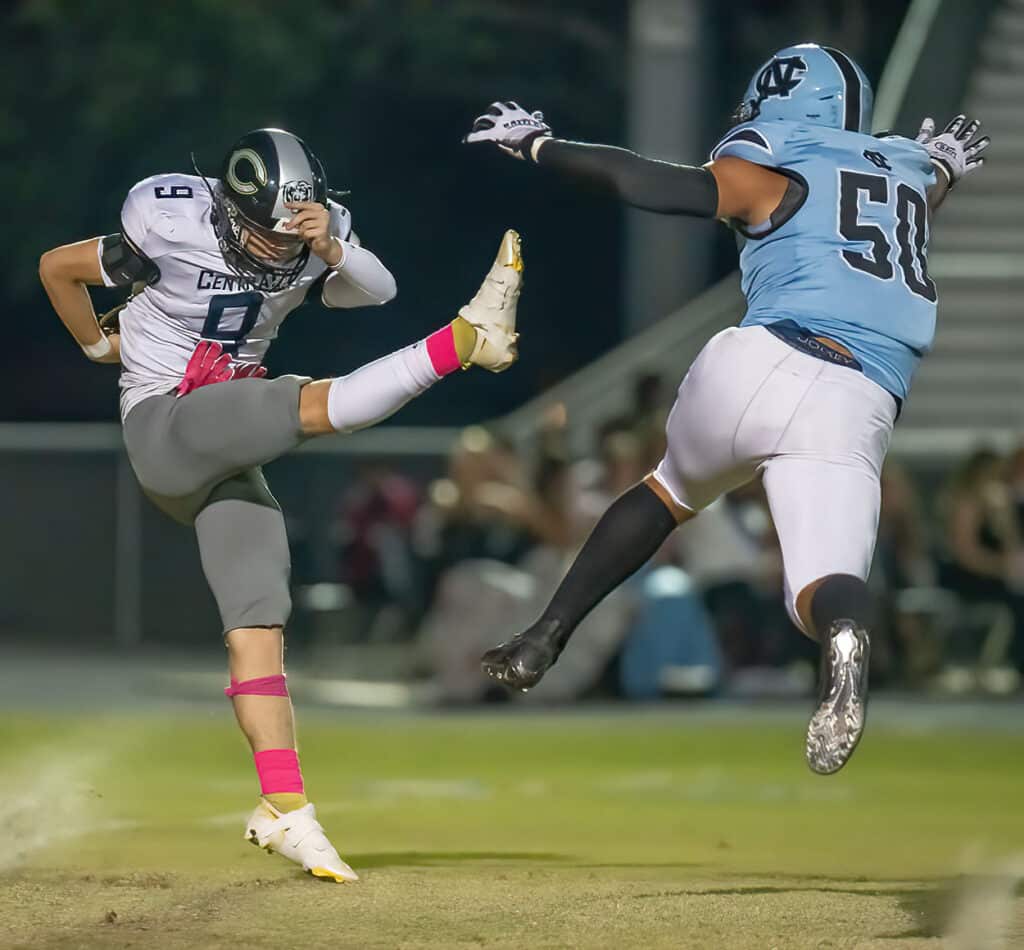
left=466, top=43, right=990, bottom=774
left=713, top=44, right=942, bottom=403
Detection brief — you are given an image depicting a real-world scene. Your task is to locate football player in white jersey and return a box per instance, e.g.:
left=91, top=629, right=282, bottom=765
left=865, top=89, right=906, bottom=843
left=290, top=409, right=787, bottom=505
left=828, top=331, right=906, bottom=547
left=39, top=128, right=523, bottom=882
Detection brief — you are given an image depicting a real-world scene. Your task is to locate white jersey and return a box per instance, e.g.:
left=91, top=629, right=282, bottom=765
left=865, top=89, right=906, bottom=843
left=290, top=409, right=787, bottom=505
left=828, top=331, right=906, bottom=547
left=100, top=173, right=376, bottom=421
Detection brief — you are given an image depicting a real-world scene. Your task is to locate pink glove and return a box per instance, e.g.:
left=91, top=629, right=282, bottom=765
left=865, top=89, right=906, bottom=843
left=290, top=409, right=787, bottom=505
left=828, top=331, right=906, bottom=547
left=232, top=361, right=268, bottom=380
left=176, top=341, right=267, bottom=397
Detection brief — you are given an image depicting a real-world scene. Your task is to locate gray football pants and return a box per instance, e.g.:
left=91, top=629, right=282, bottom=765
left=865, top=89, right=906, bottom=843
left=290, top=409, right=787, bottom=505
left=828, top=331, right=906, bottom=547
left=122, top=376, right=307, bottom=633
left=122, top=339, right=442, bottom=635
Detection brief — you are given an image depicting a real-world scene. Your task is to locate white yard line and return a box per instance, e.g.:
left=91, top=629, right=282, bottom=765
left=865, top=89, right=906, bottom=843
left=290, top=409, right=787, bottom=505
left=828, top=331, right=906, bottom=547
left=0, top=737, right=141, bottom=871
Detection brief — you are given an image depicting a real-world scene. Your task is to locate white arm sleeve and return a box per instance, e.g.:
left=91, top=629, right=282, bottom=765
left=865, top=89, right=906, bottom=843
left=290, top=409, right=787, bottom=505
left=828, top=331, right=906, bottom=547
left=322, top=241, right=398, bottom=308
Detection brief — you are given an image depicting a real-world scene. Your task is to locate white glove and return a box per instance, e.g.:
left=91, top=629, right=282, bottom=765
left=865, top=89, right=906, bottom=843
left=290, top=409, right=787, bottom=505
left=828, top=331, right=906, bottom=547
left=915, top=114, right=990, bottom=187
left=464, top=101, right=551, bottom=160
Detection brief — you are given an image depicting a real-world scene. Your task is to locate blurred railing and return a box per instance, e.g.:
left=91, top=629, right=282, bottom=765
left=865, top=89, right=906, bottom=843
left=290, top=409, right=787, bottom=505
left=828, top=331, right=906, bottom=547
left=0, top=435, right=452, bottom=647
left=891, top=0, right=1024, bottom=435
left=875, top=0, right=1001, bottom=134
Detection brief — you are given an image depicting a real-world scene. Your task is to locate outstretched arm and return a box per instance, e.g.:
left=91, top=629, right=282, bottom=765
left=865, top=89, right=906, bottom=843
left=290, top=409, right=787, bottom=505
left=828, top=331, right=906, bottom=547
left=914, top=114, right=990, bottom=215
left=39, top=238, right=121, bottom=364
left=465, top=100, right=789, bottom=227
left=531, top=138, right=721, bottom=216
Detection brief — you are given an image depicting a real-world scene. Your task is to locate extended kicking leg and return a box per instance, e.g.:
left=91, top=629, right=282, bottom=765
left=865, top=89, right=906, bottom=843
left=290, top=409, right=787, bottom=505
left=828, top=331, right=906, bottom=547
left=299, top=228, right=522, bottom=436
left=482, top=475, right=692, bottom=690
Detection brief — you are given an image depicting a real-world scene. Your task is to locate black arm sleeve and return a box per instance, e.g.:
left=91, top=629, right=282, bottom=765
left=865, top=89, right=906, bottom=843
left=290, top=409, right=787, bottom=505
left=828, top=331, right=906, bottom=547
left=100, top=232, right=160, bottom=287
left=535, top=139, right=719, bottom=217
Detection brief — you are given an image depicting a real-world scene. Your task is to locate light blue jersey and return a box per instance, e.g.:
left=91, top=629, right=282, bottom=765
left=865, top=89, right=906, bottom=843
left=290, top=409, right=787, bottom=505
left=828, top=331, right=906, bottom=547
left=711, top=119, right=938, bottom=400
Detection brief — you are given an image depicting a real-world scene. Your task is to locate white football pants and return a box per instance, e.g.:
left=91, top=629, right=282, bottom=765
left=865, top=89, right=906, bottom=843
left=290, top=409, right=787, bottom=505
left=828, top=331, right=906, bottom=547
left=652, top=325, right=897, bottom=631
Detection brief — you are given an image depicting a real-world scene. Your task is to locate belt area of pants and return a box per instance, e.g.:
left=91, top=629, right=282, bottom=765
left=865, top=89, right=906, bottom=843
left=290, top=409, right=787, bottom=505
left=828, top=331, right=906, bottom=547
left=764, top=319, right=862, bottom=370
left=764, top=319, right=903, bottom=418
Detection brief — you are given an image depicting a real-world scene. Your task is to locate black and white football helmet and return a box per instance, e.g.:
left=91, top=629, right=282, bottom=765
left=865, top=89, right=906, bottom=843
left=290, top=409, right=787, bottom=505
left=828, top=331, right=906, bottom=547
left=198, top=128, right=328, bottom=290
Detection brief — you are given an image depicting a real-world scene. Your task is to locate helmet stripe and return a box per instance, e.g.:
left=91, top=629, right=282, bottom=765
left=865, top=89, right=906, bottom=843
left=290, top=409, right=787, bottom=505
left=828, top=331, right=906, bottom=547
left=823, top=47, right=862, bottom=132
left=265, top=129, right=319, bottom=222
left=267, top=129, right=313, bottom=186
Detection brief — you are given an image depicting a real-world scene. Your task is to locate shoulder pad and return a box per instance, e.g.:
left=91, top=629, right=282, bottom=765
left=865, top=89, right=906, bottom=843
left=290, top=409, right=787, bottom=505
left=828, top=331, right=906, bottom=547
left=99, top=233, right=160, bottom=288
left=710, top=122, right=778, bottom=163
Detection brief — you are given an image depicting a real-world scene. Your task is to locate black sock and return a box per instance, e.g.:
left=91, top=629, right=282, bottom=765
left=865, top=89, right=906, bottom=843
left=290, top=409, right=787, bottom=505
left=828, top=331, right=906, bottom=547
left=809, top=574, right=875, bottom=635
left=540, top=481, right=678, bottom=643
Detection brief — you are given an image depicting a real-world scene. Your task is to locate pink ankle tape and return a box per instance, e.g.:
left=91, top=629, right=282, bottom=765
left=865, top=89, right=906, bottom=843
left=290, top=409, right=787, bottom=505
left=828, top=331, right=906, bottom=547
left=224, top=674, right=288, bottom=698
left=254, top=748, right=304, bottom=795
left=425, top=325, right=462, bottom=377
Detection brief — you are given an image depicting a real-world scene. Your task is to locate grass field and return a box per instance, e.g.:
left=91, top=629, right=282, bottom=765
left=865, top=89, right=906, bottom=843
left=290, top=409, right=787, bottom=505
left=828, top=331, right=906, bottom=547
left=2, top=704, right=1023, bottom=949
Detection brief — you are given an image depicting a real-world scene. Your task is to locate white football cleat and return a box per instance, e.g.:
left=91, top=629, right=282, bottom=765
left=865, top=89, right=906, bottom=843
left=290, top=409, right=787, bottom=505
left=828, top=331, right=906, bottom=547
left=459, top=229, right=523, bottom=372
left=244, top=800, right=358, bottom=883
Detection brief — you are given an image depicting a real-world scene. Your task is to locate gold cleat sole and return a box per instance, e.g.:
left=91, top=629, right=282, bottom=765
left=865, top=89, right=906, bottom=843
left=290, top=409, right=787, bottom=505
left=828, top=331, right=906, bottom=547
left=498, top=229, right=523, bottom=272
left=309, top=866, right=356, bottom=883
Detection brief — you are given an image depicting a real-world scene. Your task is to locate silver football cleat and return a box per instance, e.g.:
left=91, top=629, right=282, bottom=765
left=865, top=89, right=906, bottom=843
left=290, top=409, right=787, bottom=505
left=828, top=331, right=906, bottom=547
left=805, top=620, right=870, bottom=775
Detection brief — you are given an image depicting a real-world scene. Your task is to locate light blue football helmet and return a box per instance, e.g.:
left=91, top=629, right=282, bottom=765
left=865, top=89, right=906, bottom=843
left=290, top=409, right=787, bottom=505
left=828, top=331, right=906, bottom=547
left=734, top=43, right=874, bottom=133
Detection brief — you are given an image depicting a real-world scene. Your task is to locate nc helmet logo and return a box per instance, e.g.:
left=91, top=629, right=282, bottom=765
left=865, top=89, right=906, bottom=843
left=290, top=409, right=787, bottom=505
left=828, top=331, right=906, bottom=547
left=226, top=148, right=268, bottom=196
left=282, top=179, right=313, bottom=203
left=756, top=55, right=808, bottom=100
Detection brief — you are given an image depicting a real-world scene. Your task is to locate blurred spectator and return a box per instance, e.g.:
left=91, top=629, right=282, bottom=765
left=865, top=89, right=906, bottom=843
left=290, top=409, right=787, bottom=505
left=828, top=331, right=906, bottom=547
left=472, top=452, right=575, bottom=553
left=600, top=373, right=670, bottom=472
left=575, top=425, right=648, bottom=527
left=1010, top=444, right=1024, bottom=539
left=877, top=461, right=937, bottom=591
left=940, top=449, right=1024, bottom=671
left=874, top=461, right=942, bottom=684
left=334, top=463, right=421, bottom=618
left=413, top=426, right=538, bottom=596
left=675, top=483, right=791, bottom=668
left=415, top=429, right=634, bottom=703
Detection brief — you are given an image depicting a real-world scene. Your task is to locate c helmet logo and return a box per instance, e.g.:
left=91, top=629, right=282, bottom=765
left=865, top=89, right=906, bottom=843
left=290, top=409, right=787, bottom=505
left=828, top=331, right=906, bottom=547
left=226, top=148, right=268, bottom=196
left=282, top=179, right=313, bottom=203
left=755, top=55, right=808, bottom=100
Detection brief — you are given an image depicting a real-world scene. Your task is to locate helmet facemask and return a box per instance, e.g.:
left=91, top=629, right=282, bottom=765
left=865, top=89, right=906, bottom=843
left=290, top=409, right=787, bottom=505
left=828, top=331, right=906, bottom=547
left=210, top=183, right=309, bottom=291
left=731, top=95, right=762, bottom=127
